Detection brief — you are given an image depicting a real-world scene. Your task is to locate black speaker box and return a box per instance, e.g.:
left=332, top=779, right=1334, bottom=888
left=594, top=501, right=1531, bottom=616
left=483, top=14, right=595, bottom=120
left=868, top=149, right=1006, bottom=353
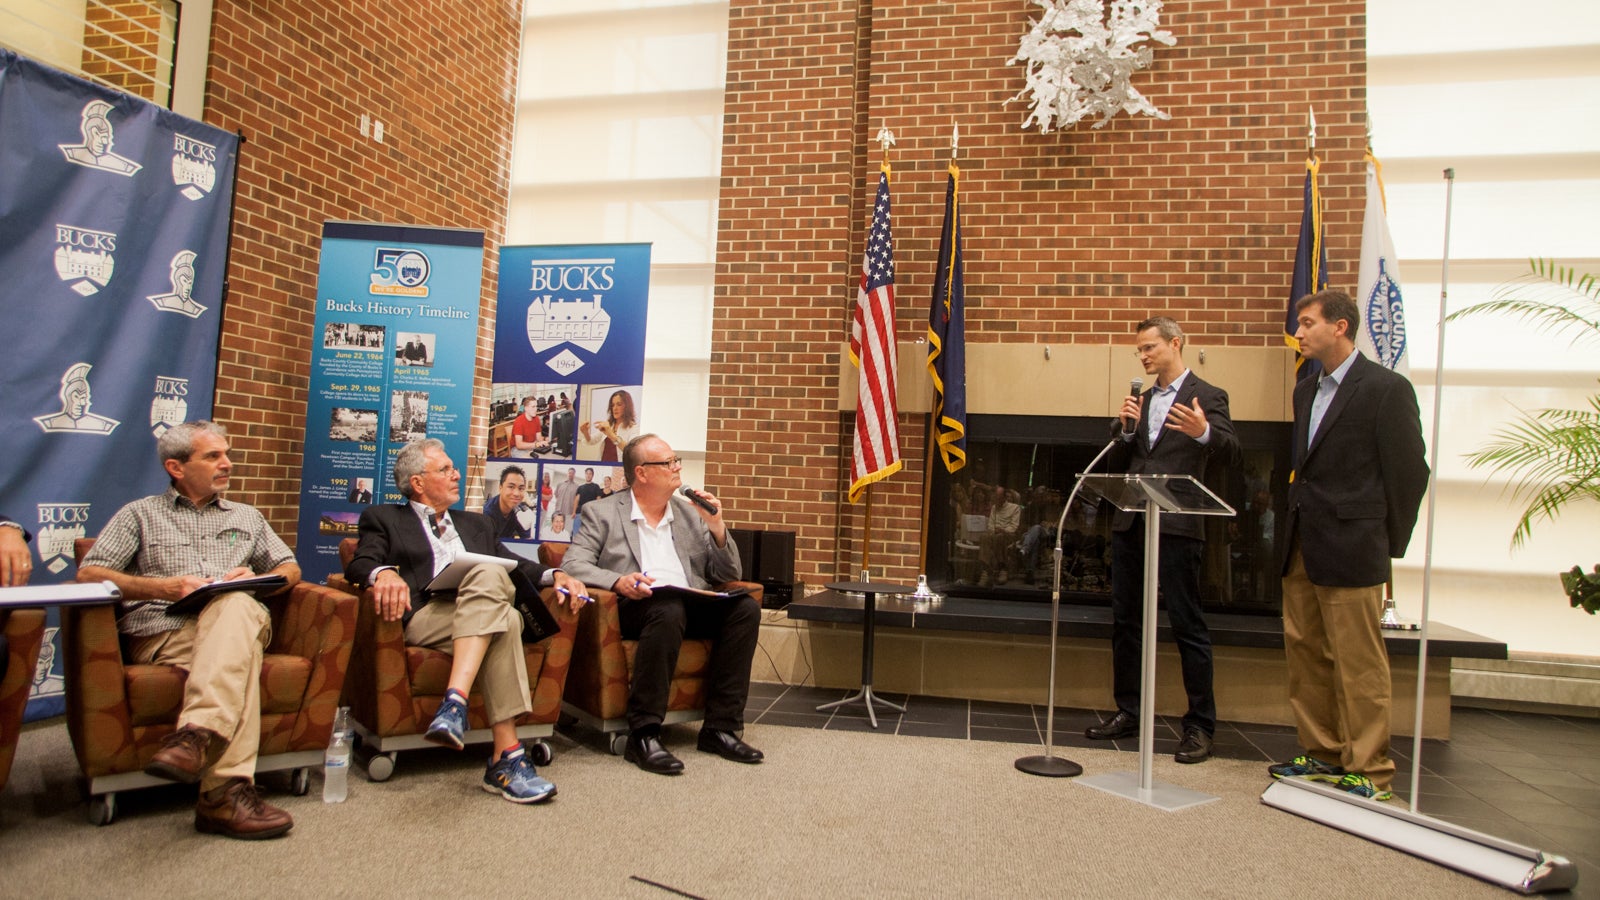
left=728, top=527, right=797, bottom=609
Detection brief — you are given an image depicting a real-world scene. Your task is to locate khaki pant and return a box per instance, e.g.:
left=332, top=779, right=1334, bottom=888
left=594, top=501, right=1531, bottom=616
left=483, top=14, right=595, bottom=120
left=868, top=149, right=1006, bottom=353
left=404, top=564, right=530, bottom=725
left=130, top=591, right=271, bottom=791
left=1281, top=543, right=1394, bottom=789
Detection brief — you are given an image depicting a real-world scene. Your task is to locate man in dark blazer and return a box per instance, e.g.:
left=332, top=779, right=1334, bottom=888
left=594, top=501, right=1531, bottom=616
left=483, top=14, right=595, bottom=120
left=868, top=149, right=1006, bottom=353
left=1085, top=316, right=1241, bottom=764
left=1271, top=289, right=1429, bottom=802
left=346, top=438, right=588, bottom=804
left=560, top=433, right=762, bottom=775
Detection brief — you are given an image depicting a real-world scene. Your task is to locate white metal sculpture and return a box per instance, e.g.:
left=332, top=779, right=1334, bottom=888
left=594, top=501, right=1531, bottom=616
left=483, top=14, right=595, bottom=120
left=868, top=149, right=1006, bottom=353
left=1007, top=0, right=1176, bottom=132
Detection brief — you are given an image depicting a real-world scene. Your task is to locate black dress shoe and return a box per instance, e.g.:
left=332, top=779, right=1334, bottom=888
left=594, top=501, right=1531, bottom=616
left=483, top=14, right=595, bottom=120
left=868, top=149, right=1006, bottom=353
left=1175, top=727, right=1214, bottom=764
left=624, top=728, right=684, bottom=775
left=696, top=728, right=764, bottom=764
left=1084, top=710, right=1139, bottom=740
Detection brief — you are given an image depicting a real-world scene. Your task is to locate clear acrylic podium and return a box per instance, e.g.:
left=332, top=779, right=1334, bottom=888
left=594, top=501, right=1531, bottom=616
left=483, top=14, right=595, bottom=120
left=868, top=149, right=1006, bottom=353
left=1075, top=473, right=1235, bottom=812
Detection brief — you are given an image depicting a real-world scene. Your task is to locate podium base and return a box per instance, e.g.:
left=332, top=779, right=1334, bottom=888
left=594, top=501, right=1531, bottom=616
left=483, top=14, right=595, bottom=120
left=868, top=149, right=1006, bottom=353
left=1078, top=770, right=1219, bottom=812
left=1014, top=754, right=1083, bottom=778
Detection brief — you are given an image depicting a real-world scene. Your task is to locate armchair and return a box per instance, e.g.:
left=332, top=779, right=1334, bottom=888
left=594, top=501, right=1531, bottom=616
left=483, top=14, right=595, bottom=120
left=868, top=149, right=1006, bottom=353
left=64, top=538, right=356, bottom=824
left=330, top=538, right=579, bottom=780
left=541, top=543, right=762, bottom=754
left=0, top=606, right=47, bottom=794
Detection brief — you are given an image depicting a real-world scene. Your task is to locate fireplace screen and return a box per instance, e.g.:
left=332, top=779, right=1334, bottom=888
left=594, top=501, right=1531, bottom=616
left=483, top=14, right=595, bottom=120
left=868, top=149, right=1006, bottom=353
left=925, top=414, right=1291, bottom=616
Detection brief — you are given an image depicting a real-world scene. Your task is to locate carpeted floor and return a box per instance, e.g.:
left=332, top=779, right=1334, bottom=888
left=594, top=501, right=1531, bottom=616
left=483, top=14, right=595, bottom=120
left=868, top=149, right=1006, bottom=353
left=0, top=713, right=1530, bottom=899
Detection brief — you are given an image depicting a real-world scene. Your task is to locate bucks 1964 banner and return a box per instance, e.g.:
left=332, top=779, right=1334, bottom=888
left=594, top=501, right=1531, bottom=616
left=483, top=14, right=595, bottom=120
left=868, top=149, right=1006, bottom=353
left=0, top=50, right=239, bottom=720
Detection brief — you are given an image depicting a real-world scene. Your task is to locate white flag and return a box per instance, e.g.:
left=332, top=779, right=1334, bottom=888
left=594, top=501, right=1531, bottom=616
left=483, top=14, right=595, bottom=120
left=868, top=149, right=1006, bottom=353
left=1355, top=156, right=1410, bottom=377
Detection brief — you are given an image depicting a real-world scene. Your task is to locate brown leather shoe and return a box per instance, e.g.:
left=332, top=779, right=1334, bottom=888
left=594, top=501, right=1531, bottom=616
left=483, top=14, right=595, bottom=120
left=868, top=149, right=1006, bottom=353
left=195, top=778, right=293, bottom=840
left=144, top=725, right=222, bottom=784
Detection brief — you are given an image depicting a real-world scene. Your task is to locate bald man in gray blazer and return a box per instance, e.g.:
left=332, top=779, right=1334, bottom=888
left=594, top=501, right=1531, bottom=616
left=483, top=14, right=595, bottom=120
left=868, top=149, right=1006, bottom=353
left=560, top=433, right=762, bottom=775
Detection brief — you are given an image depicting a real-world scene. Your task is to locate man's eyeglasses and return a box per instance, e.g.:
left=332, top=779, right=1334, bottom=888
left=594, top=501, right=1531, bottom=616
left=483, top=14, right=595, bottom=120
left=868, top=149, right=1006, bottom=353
left=426, top=464, right=457, bottom=476
left=638, top=456, right=683, bottom=469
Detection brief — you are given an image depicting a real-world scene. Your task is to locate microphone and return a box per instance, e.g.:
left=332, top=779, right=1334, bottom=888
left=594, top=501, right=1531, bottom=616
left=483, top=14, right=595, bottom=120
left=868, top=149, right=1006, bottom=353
left=681, top=486, right=718, bottom=514
left=1121, top=377, right=1144, bottom=435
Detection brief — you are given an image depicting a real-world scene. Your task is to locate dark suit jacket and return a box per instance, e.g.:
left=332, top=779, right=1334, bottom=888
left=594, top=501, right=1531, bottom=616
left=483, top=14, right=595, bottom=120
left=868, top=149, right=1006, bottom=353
left=1282, top=352, right=1429, bottom=587
left=1105, top=372, right=1241, bottom=541
left=345, top=503, right=548, bottom=619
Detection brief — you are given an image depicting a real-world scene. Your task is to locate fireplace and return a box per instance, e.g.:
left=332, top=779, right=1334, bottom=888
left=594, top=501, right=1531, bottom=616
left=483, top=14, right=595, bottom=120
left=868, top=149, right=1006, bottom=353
left=925, top=414, right=1293, bottom=616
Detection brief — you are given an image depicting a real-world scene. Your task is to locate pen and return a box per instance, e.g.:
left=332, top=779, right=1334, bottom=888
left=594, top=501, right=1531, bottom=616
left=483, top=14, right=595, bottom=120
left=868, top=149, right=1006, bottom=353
left=634, top=571, right=650, bottom=589
left=555, top=586, right=593, bottom=604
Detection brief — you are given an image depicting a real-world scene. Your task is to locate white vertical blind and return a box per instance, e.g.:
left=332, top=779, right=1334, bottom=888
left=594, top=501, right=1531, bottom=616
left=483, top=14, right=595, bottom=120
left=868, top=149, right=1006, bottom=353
left=1369, top=0, right=1600, bottom=655
left=509, top=0, right=729, bottom=490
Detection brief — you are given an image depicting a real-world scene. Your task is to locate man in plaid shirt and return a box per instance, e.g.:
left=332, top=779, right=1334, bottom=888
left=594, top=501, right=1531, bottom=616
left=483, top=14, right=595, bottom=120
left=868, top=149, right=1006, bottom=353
left=79, top=421, right=301, bottom=839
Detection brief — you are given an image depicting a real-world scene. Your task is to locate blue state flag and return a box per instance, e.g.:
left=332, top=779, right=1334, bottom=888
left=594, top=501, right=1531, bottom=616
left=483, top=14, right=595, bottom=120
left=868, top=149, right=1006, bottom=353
left=928, top=162, right=967, bottom=473
left=1285, top=155, right=1329, bottom=382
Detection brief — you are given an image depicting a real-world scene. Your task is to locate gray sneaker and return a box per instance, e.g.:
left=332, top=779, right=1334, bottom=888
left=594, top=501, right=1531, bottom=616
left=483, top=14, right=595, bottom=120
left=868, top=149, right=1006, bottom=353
left=483, top=749, right=556, bottom=804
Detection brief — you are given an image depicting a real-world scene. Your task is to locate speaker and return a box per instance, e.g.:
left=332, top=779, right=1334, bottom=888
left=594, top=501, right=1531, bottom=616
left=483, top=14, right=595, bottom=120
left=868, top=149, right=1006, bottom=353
left=729, top=527, right=758, bottom=582
left=727, top=527, right=797, bottom=609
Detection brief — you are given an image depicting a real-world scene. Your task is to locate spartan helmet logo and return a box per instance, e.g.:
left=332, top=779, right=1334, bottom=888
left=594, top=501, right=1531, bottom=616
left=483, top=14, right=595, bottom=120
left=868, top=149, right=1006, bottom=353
left=58, top=99, right=142, bottom=176
left=147, top=249, right=206, bottom=318
left=34, top=362, right=120, bottom=435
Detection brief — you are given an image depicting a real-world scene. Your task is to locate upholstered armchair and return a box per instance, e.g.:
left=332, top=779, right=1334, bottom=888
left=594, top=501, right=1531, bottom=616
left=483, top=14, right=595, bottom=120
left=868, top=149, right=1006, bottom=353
left=0, top=606, right=47, bottom=794
left=540, top=543, right=763, bottom=754
left=64, top=539, right=356, bottom=824
left=329, top=538, right=579, bottom=780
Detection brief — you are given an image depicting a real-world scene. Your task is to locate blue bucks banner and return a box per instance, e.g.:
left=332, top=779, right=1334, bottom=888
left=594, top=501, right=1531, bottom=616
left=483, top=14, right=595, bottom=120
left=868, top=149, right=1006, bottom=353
left=0, top=50, right=239, bottom=720
left=295, top=222, right=485, bottom=582
left=487, top=245, right=649, bottom=552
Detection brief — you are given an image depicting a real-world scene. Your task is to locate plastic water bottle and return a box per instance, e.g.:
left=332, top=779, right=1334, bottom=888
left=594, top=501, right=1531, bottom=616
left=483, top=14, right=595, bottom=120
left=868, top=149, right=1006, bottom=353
left=323, top=706, right=350, bottom=803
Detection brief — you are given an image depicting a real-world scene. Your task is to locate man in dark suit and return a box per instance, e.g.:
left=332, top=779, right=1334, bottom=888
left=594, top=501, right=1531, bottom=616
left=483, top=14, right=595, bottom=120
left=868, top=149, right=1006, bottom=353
left=1085, top=316, right=1241, bottom=764
left=1270, top=290, right=1429, bottom=802
left=560, top=434, right=762, bottom=775
left=345, top=439, right=589, bottom=804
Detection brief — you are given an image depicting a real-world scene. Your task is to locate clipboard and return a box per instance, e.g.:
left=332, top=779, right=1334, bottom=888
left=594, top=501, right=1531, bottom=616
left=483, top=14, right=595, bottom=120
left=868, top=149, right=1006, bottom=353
left=643, top=584, right=754, bottom=602
left=168, top=574, right=289, bottom=616
left=425, top=552, right=516, bottom=593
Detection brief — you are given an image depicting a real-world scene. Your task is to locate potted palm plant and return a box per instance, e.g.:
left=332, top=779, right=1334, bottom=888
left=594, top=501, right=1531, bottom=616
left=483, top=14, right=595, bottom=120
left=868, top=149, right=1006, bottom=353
left=1447, top=258, right=1600, bottom=614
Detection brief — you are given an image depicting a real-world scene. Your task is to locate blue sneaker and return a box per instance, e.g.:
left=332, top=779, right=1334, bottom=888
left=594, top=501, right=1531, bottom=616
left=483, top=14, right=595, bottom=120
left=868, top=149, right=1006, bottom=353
left=1333, top=772, right=1394, bottom=802
left=423, top=697, right=467, bottom=750
left=483, top=749, right=556, bottom=804
left=1267, top=754, right=1345, bottom=781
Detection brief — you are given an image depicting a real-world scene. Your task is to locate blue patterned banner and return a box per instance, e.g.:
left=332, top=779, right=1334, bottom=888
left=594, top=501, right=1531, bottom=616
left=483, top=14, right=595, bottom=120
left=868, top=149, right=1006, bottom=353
left=295, top=222, right=485, bottom=582
left=0, top=50, right=239, bottom=721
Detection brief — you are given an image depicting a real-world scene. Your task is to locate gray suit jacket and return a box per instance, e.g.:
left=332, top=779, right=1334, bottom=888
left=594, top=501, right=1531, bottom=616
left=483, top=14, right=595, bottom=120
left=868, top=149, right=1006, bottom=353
left=560, top=490, right=741, bottom=591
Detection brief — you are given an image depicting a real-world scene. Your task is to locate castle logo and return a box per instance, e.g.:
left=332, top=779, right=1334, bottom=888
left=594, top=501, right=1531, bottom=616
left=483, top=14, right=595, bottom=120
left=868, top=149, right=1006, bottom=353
left=370, top=247, right=430, bottom=297
left=54, top=223, right=117, bottom=296
left=171, top=133, right=218, bottom=200
left=35, top=502, right=91, bottom=576
left=35, top=362, right=120, bottom=435
left=151, top=375, right=190, bottom=437
left=147, top=249, right=206, bottom=318
left=58, top=99, right=141, bottom=176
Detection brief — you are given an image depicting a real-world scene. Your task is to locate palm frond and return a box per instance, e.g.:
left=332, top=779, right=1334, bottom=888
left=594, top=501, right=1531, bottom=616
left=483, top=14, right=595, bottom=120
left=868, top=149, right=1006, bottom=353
left=1447, top=257, right=1600, bottom=347
left=1465, top=395, right=1600, bottom=547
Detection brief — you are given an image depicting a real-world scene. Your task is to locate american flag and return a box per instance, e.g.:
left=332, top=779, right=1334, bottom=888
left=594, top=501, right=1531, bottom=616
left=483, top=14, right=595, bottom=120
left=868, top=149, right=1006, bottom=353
left=848, top=163, right=903, bottom=502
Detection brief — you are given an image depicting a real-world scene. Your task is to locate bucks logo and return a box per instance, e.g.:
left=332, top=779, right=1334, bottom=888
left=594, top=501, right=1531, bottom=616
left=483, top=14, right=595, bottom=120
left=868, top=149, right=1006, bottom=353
left=151, top=375, right=190, bottom=437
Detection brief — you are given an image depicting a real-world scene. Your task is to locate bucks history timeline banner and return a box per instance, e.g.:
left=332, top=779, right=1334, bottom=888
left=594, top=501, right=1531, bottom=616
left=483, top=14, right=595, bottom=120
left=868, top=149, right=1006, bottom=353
left=0, top=49, right=240, bottom=720
left=294, top=222, right=484, bottom=582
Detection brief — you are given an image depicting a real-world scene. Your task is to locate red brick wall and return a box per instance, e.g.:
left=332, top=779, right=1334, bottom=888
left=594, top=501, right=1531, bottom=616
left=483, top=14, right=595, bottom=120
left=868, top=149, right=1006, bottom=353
left=710, top=0, right=1366, bottom=587
left=197, top=2, right=522, bottom=539
left=81, top=0, right=168, bottom=102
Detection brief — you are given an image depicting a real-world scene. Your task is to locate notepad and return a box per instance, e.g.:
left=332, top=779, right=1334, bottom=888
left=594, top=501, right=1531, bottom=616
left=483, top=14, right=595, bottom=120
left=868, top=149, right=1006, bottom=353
left=424, top=551, right=517, bottom=593
left=168, top=574, right=289, bottom=615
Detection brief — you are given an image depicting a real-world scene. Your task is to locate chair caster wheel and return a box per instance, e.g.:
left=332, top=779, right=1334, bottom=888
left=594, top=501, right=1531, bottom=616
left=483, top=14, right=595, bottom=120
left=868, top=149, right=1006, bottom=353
left=608, top=733, right=627, bottom=756
left=290, top=768, right=311, bottom=796
left=88, top=793, right=116, bottom=826
left=529, top=740, right=553, bottom=766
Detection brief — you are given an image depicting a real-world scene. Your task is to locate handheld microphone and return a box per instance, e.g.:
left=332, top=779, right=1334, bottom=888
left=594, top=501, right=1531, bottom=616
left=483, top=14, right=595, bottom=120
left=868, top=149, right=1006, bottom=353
left=1122, top=377, right=1144, bottom=435
left=681, top=486, right=718, bottom=514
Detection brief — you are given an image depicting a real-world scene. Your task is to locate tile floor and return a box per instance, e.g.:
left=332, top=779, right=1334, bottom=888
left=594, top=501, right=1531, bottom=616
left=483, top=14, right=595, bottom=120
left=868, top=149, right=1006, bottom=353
left=746, top=682, right=1600, bottom=895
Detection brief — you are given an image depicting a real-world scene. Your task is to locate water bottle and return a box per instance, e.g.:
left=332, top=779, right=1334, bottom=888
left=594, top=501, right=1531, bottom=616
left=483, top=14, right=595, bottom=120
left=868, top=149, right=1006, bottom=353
left=323, top=705, right=350, bottom=803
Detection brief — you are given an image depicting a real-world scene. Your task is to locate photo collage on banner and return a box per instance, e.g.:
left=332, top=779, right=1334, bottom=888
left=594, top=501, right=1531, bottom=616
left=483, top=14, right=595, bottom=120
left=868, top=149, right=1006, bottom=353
left=0, top=50, right=239, bottom=719
left=295, top=223, right=485, bottom=582
left=491, top=245, right=651, bottom=553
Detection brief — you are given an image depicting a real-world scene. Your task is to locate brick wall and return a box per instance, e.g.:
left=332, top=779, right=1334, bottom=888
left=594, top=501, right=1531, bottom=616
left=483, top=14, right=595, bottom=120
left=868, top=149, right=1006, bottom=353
left=197, top=1, right=522, bottom=539
left=81, top=0, right=168, bottom=102
left=710, top=0, right=1366, bottom=587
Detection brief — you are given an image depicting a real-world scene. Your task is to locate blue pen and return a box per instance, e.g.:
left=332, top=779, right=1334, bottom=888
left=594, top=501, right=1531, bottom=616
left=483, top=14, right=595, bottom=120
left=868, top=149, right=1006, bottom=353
left=556, top=586, right=593, bottom=604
